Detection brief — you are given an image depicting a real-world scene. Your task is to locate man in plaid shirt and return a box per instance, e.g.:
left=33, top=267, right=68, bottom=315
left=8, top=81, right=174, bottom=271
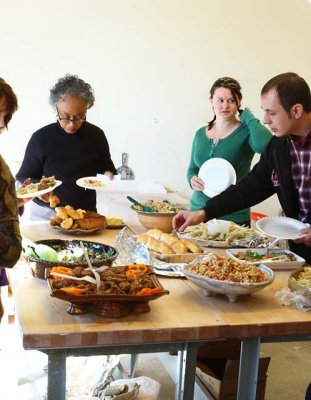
left=173, top=72, right=311, bottom=263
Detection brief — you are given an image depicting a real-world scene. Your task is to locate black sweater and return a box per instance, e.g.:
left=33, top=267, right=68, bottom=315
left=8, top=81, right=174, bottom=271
left=204, top=136, right=311, bottom=263
left=16, top=121, right=116, bottom=211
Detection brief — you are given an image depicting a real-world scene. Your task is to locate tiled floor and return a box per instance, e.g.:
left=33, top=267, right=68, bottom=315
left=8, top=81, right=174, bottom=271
left=1, top=299, right=310, bottom=399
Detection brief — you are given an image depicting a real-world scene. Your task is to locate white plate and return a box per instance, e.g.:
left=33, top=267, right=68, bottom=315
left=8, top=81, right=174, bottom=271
left=226, top=248, right=305, bottom=270
left=76, top=176, right=109, bottom=190
left=256, top=216, right=309, bottom=240
left=16, top=180, right=62, bottom=199
left=198, top=158, right=236, bottom=197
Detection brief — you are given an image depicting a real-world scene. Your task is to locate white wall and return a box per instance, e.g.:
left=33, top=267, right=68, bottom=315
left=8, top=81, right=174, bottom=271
left=1, top=0, right=310, bottom=215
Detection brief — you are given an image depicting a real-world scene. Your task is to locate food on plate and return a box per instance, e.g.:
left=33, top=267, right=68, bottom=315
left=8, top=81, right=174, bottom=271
left=83, top=178, right=105, bottom=187
left=233, top=249, right=296, bottom=262
left=49, top=264, right=162, bottom=296
left=136, top=228, right=203, bottom=255
left=291, top=267, right=311, bottom=287
left=182, top=222, right=268, bottom=247
left=61, top=217, right=73, bottom=230
left=49, top=194, right=60, bottom=208
left=189, top=257, right=268, bottom=283
left=17, top=175, right=57, bottom=196
left=133, top=200, right=184, bottom=213
left=51, top=205, right=107, bottom=231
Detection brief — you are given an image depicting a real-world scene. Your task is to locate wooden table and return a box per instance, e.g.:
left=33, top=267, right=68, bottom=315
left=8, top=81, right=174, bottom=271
left=13, top=222, right=311, bottom=400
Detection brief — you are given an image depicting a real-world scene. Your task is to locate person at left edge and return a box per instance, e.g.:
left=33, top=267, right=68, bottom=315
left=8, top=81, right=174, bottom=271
left=16, top=74, right=117, bottom=220
left=0, top=77, right=22, bottom=322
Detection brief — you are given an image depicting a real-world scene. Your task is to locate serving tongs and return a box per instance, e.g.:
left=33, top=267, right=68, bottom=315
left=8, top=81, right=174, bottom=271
left=127, top=196, right=153, bottom=212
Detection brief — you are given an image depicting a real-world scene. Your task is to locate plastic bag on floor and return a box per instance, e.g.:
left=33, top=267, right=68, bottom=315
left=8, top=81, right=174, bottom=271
left=94, top=376, right=160, bottom=400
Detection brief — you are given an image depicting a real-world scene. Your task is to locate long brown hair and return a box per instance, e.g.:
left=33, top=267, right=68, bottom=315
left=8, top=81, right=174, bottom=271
left=207, top=77, right=242, bottom=130
left=0, top=77, right=18, bottom=132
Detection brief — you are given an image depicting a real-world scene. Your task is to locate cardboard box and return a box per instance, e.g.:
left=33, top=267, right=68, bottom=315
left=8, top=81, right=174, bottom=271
left=195, top=340, right=270, bottom=400
left=196, top=357, right=270, bottom=400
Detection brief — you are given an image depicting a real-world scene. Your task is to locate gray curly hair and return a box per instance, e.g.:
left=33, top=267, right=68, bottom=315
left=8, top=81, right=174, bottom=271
left=49, top=74, right=95, bottom=109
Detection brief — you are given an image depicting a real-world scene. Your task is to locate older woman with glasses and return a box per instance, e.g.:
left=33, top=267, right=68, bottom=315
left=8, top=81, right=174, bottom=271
left=16, top=74, right=116, bottom=220
left=0, top=77, right=22, bottom=321
left=187, top=76, right=272, bottom=226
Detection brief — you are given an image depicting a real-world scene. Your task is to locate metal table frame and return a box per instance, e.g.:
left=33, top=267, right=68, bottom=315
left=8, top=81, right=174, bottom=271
left=40, top=341, right=199, bottom=400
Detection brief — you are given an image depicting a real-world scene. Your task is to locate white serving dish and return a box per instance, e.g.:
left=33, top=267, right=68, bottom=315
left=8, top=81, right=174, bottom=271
left=226, top=248, right=305, bottom=270
left=182, top=256, right=274, bottom=302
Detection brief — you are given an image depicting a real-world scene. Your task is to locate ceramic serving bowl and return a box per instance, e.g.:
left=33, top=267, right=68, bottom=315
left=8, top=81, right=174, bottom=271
left=26, top=239, right=118, bottom=279
left=182, top=255, right=275, bottom=302
left=131, top=206, right=177, bottom=233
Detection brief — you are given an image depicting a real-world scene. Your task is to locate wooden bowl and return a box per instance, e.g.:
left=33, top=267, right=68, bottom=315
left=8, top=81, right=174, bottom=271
left=133, top=207, right=176, bottom=233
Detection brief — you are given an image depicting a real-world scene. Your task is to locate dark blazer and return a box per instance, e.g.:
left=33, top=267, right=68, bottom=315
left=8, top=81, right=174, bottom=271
left=204, top=136, right=311, bottom=262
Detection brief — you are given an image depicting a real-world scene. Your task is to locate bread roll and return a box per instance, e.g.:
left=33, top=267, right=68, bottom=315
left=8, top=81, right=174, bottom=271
left=171, top=241, right=188, bottom=254
left=160, top=233, right=179, bottom=246
left=61, top=217, right=73, bottom=230
left=147, top=229, right=163, bottom=240
left=50, top=215, right=62, bottom=227
left=145, top=237, right=174, bottom=254
left=136, top=233, right=149, bottom=244
left=49, top=194, right=60, bottom=208
left=55, top=207, right=69, bottom=220
left=180, top=239, right=203, bottom=254
left=65, top=205, right=86, bottom=220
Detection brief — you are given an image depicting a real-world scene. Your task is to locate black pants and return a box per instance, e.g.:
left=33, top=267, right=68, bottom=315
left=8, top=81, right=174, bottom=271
left=306, top=382, right=311, bottom=400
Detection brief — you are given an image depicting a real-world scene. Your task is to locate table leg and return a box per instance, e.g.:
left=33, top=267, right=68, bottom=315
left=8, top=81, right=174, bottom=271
left=237, top=337, right=260, bottom=400
left=180, top=342, right=198, bottom=400
left=47, top=350, right=66, bottom=400
left=129, top=353, right=139, bottom=378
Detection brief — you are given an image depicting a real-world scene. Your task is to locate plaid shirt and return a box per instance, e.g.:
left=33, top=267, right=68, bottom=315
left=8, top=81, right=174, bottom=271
left=288, top=133, right=311, bottom=222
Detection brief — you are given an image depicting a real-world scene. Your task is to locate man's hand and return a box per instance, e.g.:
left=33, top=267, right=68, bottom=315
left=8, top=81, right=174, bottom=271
left=294, top=227, right=311, bottom=247
left=173, top=209, right=206, bottom=232
left=190, top=176, right=204, bottom=191
left=104, top=171, right=114, bottom=181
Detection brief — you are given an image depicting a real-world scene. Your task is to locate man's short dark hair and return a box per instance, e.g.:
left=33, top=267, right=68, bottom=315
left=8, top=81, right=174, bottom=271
left=261, top=72, right=311, bottom=114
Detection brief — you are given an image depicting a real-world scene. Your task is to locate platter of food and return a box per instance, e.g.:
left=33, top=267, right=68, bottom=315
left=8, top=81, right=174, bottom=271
left=17, top=176, right=62, bottom=199
left=25, top=239, right=118, bottom=279
left=182, top=255, right=274, bottom=302
left=106, top=216, right=126, bottom=230
left=226, top=248, right=305, bottom=270
left=178, top=221, right=268, bottom=248
left=135, top=228, right=204, bottom=263
left=47, top=264, right=169, bottom=317
left=256, top=216, right=309, bottom=240
left=50, top=206, right=107, bottom=233
left=288, top=266, right=311, bottom=297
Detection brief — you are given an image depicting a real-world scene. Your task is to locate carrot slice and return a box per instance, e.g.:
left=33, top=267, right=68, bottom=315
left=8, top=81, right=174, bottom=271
left=136, top=287, right=164, bottom=296
left=60, top=287, right=86, bottom=295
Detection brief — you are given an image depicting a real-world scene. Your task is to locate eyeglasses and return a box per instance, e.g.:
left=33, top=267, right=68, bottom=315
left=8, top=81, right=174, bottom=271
left=215, top=78, right=240, bottom=89
left=56, top=107, right=86, bottom=124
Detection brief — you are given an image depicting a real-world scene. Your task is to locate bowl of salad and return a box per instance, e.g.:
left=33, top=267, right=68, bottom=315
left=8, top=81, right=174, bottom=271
left=131, top=200, right=186, bottom=233
left=25, top=239, right=118, bottom=279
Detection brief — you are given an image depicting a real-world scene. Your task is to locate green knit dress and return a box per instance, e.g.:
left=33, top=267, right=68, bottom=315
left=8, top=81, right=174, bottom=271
left=187, top=109, right=272, bottom=224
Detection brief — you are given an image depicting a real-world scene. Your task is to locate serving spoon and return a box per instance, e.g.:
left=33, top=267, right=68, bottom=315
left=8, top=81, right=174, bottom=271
left=126, top=196, right=154, bottom=212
